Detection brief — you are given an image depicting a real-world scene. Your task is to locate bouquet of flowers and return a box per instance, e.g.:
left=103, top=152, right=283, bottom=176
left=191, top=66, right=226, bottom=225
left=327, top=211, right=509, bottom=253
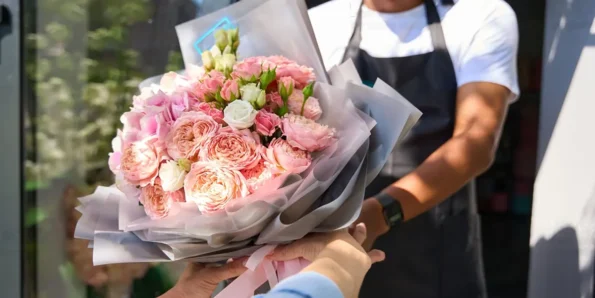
left=75, top=0, right=421, bottom=295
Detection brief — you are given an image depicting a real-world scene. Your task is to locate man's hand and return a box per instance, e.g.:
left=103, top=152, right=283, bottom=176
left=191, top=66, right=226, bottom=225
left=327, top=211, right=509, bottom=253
left=355, top=198, right=390, bottom=251
left=159, top=260, right=247, bottom=298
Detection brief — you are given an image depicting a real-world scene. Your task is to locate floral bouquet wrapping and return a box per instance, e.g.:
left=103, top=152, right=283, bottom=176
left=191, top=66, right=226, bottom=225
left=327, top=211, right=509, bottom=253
left=75, top=0, right=421, bottom=295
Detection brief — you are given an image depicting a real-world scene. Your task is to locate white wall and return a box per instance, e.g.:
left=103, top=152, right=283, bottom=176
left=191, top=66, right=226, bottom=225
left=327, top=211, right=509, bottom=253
left=529, top=0, right=595, bottom=297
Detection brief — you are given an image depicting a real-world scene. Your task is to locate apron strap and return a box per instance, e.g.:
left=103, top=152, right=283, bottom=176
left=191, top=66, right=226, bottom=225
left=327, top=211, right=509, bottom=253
left=424, top=0, right=448, bottom=51
left=340, top=1, right=364, bottom=63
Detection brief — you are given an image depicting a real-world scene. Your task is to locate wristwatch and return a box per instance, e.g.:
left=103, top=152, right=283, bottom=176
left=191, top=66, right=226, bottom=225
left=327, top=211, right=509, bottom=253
left=374, top=192, right=404, bottom=228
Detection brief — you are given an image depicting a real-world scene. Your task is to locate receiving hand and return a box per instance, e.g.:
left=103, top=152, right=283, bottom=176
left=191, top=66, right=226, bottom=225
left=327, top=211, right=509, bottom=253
left=268, top=224, right=385, bottom=298
left=267, top=223, right=385, bottom=263
left=159, top=260, right=247, bottom=298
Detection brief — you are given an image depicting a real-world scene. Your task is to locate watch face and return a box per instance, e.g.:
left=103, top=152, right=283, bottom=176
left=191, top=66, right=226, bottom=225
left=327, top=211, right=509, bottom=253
left=378, top=194, right=403, bottom=226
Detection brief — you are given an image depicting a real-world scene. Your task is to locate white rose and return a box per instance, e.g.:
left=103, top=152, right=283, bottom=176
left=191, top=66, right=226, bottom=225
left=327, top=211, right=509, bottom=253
left=223, top=100, right=257, bottom=129
left=215, top=53, right=236, bottom=74
left=201, top=51, right=215, bottom=70
left=240, top=83, right=266, bottom=107
left=159, top=160, right=187, bottom=192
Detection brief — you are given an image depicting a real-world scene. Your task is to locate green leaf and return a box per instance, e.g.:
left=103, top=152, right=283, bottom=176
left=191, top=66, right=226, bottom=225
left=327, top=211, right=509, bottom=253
left=25, top=180, right=49, bottom=191
left=59, top=262, right=87, bottom=298
left=24, top=207, right=48, bottom=227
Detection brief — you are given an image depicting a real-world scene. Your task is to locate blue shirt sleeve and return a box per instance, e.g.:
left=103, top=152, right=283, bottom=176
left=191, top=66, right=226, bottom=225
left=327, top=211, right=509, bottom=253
left=253, top=272, right=344, bottom=298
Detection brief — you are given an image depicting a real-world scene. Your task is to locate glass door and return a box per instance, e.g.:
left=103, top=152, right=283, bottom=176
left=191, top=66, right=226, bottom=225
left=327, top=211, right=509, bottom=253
left=19, top=1, right=235, bottom=297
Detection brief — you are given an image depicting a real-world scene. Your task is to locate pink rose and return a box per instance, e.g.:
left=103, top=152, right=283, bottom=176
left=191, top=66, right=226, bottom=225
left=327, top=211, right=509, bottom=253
left=184, top=162, right=249, bottom=213
left=241, top=160, right=275, bottom=193
left=265, top=56, right=294, bottom=67
left=220, top=79, right=240, bottom=101
left=263, top=92, right=283, bottom=113
left=140, top=178, right=186, bottom=220
left=120, top=137, right=166, bottom=187
left=255, top=110, right=281, bottom=136
left=265, top=138, right=312, bottom=174
left=276, top=65, right=315, bottom=89
left=192, top=102, right=224, bottom=124
left=202, top=70, right=226, bottom=93
left=166, top=112, right=221, bottom=161
left=231, top=57, right=263, bottom=81
left=278, top=77, right=295, bottom=94
left=200, top=128, right=261, bottom=170
left=190, top=71, right=225, bottom=102
left=287, top=92, right=323, bottom=121
left=282, top=114, right=336, bottom=152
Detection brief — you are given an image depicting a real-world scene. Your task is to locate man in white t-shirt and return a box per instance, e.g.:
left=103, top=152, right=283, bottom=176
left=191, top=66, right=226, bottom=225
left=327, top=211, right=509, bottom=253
left=309, top=0, right=519, bottom=297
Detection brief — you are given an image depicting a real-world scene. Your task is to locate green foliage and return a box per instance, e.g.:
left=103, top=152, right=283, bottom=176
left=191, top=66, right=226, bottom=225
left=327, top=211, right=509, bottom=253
left=25, top=0, right=157, bottom=187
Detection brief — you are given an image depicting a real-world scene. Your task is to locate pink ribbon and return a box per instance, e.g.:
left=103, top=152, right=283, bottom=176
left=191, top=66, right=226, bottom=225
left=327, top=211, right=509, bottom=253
left=215, top=245, right=311, bottom=298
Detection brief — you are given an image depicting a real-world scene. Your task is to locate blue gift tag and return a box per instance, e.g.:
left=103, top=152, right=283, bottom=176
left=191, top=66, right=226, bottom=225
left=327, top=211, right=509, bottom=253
left=193, top=17, right=236, bottom=55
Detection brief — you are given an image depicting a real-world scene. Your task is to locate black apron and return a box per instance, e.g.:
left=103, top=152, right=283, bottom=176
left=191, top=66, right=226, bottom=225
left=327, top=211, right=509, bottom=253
left=341, top=1, right=487, bottom=297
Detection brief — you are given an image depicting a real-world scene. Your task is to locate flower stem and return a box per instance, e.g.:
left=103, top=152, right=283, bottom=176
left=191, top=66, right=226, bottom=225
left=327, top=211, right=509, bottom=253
left=300, top=97, right=309, bottom=116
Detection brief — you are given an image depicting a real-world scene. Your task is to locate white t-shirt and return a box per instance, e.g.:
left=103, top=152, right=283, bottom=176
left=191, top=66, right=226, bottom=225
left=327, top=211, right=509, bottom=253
left=308, top=0, right=520, bottom=100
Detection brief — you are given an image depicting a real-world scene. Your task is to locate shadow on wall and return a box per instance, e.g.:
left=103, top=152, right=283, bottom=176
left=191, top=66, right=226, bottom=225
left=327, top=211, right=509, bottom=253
left=537, top=0, right=595, bottom=168
left=529, top=185, right=595, bottom=298
left=530, top=227, right=581, bottom=298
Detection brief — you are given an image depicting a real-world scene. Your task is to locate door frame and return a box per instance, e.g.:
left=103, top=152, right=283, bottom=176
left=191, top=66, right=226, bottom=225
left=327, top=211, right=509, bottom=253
left=0, top=0, right=22, bottom=297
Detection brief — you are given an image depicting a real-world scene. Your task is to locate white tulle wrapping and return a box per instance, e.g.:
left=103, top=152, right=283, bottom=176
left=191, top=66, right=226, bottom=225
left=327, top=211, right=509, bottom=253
left=74, top=0, right=422, bottom=265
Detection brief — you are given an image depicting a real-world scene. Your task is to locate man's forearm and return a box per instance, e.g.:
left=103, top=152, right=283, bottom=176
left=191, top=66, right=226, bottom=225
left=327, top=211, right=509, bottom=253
left=385, top=132, right=495, bottom=221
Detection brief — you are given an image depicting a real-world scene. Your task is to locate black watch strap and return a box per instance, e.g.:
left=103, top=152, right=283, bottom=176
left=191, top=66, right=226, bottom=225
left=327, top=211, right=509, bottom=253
left=375, top=192, right=404, bottom=228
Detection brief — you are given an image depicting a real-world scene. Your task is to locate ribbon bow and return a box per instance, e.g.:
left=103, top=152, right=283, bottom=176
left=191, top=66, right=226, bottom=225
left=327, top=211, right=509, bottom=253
left=215, top=245, right=311, bottom=298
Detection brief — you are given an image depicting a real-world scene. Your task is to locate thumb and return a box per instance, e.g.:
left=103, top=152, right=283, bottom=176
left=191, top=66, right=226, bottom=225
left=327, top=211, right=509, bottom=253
left=368, top=249, right=385, bottom=264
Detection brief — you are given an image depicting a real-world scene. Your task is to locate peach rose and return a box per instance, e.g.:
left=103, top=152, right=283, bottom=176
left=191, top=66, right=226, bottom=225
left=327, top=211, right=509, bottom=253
left=265, top=138, right=312, bottom=174
left=241, top=160, right=275, bottom=193
left=184, top=162, right=249, bottom=213
left=140, top=178, right=186, bottom=220
left=282, top=114, right=336, bottom=152
left=287, top=92, right=322, bottom=121
left=166, top=112, right=221, bottom=161
left=120, top=137, right=166, bottom=187
left=255, top=110, right=281, bottom=136
left=199, top=128, right=261, bottom=170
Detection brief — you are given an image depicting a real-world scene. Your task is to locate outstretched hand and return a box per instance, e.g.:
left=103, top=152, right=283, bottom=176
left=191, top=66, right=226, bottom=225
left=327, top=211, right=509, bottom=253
left=267, top=224, right=385, bottom=298
left=267, top=223, right=385, bottom=263
left=159, top=259, right=247, bottom=298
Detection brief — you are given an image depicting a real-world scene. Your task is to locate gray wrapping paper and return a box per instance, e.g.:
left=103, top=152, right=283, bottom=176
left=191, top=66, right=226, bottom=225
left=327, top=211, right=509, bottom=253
left=74, top=0, right=421, bottom=265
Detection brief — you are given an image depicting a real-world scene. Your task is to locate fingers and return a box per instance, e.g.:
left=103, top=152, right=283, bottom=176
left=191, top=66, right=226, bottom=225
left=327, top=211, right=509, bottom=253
left=368, top=249, right=385, bottom=264
left=205, top=258, right=248, bottom=282
left=351, top=223, right=367, bottom=244
left=267, top=240, right=323, bottom=262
